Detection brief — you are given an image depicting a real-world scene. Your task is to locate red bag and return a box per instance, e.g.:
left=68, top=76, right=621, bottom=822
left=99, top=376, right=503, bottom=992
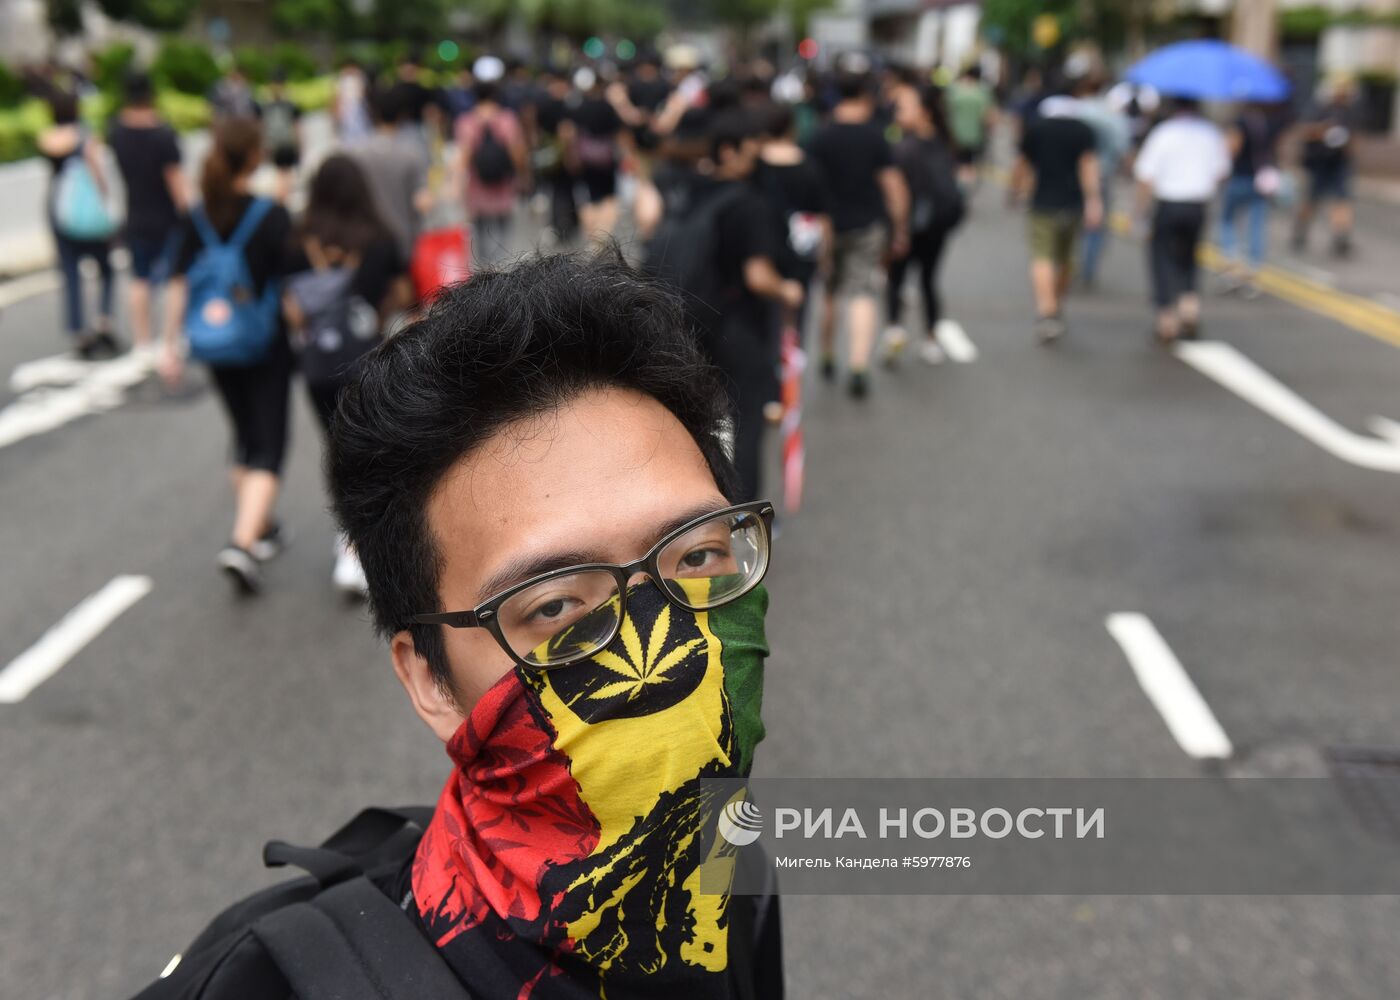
left=410, top=227, right=471, bottom=302
left=779, top=323, right=806, bottom=512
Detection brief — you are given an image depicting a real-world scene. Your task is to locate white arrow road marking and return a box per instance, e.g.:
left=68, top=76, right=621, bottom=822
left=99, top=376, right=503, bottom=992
left=0, top=351, right=153, bottom=450
left=1175, top=340, right=1400, bottom=472
left=935, top=319, right=978, bottom=363
left=1106, top=613, right=1233, bottom=760
left=10, top=352, right=100, bottom=393
left=0, top=575, right=152, bottom=704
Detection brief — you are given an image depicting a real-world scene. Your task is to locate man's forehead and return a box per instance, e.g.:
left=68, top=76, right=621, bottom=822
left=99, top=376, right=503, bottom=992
left=425, top=387, right=722, bottom=585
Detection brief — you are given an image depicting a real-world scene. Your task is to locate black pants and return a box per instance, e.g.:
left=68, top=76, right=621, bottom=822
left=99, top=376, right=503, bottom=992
left=209, top=339, right=293, bottom=475
left=549, top=169, right=578, bottom=241
left=886, top=225, right=951, bottom=331
left=1148, top=200, right=1207, bottom=309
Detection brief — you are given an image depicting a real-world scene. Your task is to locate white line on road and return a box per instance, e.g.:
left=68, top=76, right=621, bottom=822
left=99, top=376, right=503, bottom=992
left=1106, top=612, right=1233, bottom=760
left=1175, top=340, right=1400, bottom=473
left=0, top=351, right=153, bottom=450
left=935, top=319, right=979, bottom=363
left=0, top=575, right=152, bottom=704
left=0, top=270, right=60, bottom=310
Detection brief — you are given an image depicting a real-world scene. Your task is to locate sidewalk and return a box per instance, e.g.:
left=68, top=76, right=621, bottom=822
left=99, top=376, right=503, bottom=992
left=0, top=113, right=333, bottom=280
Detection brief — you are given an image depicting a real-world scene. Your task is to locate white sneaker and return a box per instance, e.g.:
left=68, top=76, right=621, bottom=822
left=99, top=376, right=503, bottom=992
left=333, top=538, right=368, bottom=597
left=882, top=326, right=909, bottom=367
left=919, top=339, right=946, bottom=366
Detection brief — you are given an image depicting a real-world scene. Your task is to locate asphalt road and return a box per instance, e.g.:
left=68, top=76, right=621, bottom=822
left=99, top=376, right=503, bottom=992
left=3, top=186, right=1400, bottom=999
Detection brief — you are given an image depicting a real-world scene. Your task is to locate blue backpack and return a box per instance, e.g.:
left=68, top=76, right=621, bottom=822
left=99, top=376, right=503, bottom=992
left=185, top=199, right=280, bottom=366
left=52, top=145, right=119, bottom=241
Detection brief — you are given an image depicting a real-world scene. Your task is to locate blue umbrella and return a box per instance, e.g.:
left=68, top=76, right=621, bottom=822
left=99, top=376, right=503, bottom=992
left=1125, top=39, right=1290, bottom=102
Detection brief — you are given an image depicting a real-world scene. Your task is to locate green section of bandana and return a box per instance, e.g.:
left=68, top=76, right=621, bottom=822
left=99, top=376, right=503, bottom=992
left=706, top=584, right=769, bottom=775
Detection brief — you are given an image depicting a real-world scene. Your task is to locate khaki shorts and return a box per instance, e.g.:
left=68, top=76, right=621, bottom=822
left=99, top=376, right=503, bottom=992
left=831, top=223, right=886, bottom=298
left=1028, top=210, right=1081, bottom=267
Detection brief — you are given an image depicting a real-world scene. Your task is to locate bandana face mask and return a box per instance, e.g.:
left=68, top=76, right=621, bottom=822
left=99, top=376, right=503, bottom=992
left=413, top=579, right=769, bottom=997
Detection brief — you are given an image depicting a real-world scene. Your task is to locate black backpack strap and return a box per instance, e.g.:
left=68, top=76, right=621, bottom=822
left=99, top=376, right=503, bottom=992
left=265, top=806, right=433, bottom=888
left=252, top=876, right=469, bottom=1000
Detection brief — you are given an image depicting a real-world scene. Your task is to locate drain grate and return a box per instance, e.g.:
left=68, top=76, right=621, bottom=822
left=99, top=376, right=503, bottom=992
left=1326, top=745, right=1400, bottom=844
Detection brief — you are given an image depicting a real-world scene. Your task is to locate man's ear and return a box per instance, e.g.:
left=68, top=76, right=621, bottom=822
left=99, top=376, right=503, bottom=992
left=391, top=630, right=465, bottom=744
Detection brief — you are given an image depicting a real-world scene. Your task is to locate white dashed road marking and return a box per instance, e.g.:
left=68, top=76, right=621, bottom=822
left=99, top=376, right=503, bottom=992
left=0, top=575, right=153, bottom=704
left=1107, top=612, right=1233, bottom=761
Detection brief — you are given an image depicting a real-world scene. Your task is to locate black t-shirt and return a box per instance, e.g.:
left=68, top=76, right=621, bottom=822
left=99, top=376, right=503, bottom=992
left=754, top=158, right=828, bottom=280
left=390, top=79, right=435, bottom=124
left=107, top=120, right=182, bottom=238
left=806, top=120, right=894, bottom=233
left=573, top=97, right=622, bottom=137
left=536, top=95, right=572, bottom=137
left=1019, top=114, right=1096, bottom=212
left=172, top=195, right=292, bottom=295
left=628, top=77, right=671, bottom=113
left=284, top=234, right=405, bottom=316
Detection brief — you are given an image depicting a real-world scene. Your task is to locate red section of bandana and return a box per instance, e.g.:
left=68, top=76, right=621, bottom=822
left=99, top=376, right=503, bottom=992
left=412, top=671, right=599, bottom=947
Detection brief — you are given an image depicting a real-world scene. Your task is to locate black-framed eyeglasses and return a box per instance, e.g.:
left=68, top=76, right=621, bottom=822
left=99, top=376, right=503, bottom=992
left=410, top=500, right=775, bottom=670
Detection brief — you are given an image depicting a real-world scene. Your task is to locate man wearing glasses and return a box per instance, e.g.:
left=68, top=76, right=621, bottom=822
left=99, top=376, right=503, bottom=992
left=325, top=251, right=781, bottom=998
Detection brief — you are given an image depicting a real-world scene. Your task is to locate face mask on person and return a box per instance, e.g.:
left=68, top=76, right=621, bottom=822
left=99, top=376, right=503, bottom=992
left=413, top=579, right=770, bottom=994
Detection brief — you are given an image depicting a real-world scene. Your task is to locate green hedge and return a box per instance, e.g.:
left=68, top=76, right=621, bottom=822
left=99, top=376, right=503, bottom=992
left=0, top=75, right=335, bottom=165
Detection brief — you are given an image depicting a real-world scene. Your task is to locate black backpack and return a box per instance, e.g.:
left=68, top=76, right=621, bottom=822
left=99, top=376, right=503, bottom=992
left=128, top=806, right=468, bottom=1000
left=642, top=180, right=745, bottom=333
left=471, top=120, right=516, bottom=186
left=910, top=142, right=966, bottom=234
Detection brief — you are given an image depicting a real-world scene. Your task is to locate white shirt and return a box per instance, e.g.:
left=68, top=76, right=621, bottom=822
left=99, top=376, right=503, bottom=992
left=1133, top=116, right=1230, bottom=202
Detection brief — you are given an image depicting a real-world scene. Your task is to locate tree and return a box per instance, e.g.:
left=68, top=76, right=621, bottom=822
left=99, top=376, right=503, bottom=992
left=48, top=0, right=199, bottom=34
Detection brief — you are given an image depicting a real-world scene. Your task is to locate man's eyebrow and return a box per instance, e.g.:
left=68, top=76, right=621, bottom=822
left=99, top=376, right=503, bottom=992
left=476, top=550, right=606, bottom=604
left=473, top=499, right=734, bottom=604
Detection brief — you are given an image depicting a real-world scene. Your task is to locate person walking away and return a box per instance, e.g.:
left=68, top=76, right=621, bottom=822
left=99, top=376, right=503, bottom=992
left=533, top=68, right=579, bottom=245
left=157, top=118, right=295, bottom=595
left=1132, top=98, right=1230, bottom=343
left=332, top=59, right=371, bottom=143
left=388, top=49, right=440, bottom=153
left=698, top=111, right=803, bottom=500
left=352, top=89, right=431, bottom=262
left=807, top=69, right=910, bottom=398
left=1009, top=79, right=1101, bottom=343
left=946, top=64, right=996, bottom=188
left=561, top=67, right=627, bottom=244
left=1219, top=102, right=1284, bottom=297
left=1292, top=79, right=1357, bottom=258
left=210, top=66, right=258, bottom=121
left=756, top=101, right=831, bottom=342
left=261, top=72, right=303, bottom=205
left=1068, top=73, right=1131, bottom=290
left=284, top=155, right=412, bottom=595
left=40, top=91, right=118, bottom=358
left=884, top=83, right=966, bottom=366
left=455, top=74, right=528, bottom=267
left=625, top=55, right=673, bottom=179
left=107, top=71, right=188, bottom=356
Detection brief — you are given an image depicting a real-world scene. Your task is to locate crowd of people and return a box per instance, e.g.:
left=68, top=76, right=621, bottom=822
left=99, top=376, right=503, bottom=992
left=30, top=46, right=1367, bottom=601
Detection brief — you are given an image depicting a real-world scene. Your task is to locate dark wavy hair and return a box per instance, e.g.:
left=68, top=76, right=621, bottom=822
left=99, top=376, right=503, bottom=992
left=328, top=249, right=739, bottom=686
left=299, top=154, right=391, bottom=256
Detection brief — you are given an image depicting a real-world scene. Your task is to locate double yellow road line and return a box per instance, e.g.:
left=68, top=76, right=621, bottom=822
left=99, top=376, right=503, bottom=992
left=1100, top=209, right=1400, bottom=350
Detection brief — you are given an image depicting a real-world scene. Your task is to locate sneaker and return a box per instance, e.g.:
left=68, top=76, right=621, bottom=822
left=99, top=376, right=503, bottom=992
left=1035, top=315, right=1066, bottom=345
left=819, top=355, right=837, bottom=383
left=919, top=339, right=946, bottom=366
left=847, top=370, right=869, bottom=399
left=249, top=522, right=290, bottom=562
left=881, top=326, right=909, bottom=368
left=332, top=540, right=368, bottom=597
left=217, top=545, right=262, bottom=595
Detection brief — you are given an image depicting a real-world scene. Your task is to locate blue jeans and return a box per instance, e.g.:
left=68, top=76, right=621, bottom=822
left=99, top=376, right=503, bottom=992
left=1219, top=174, right=1268, bottom=269
left=53, top=227, right=114, bottom=336
left=1079, top=177, right=1113, bottom=283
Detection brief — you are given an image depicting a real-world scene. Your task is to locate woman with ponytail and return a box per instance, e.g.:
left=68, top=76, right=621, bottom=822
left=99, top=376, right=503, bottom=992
left=158, top=117, right=295, bottom=596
